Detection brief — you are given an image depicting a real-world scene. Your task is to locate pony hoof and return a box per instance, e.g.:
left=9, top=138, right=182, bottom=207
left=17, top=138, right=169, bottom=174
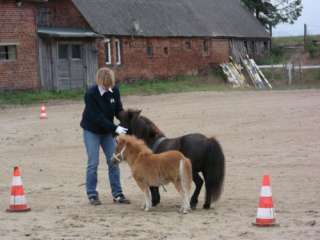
left=152, top=201, right=160, bottom=207
left=179, top=208, right=190, bottom=214
left=190, top=202, right=197, bottom=210
left=142, top=204, right=151, bottom=210
left=203, top=204, right=210, bottom=209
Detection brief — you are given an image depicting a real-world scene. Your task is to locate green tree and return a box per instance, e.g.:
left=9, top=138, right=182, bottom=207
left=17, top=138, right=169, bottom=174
left=241, top=0, right=303, bottom=31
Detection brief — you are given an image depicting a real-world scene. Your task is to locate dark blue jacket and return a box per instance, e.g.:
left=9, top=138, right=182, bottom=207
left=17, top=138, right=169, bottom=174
left=80, top=85, right=123, bottom=134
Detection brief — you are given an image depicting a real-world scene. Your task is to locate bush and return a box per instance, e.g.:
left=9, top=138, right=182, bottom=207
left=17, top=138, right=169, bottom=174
left=305, top=42, right=320, bottom=58
left=257, top=46, right=285, bottom=65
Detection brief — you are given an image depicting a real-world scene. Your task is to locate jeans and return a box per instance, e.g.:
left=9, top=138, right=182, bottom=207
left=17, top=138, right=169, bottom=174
left=83, top=130, right=122, bottom=199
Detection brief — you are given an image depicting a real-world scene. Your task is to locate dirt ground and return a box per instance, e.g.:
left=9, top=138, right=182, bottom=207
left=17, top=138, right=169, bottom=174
left=0, top=90, right=319, bottom=240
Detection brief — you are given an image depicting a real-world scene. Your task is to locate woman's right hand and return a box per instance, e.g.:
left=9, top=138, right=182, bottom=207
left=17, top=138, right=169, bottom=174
left=115, top=126, right=128, bottom=135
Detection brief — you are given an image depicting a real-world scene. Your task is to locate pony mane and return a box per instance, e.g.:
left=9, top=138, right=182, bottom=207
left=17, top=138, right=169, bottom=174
left=139, top=116, right=164, bottom=136
left=122, top=135, right=153, bottom=154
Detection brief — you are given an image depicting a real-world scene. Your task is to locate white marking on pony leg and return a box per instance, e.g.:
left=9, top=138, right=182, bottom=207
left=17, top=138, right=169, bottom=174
left=178, top=159, right=187, bottom=213
left=181, top=191, right=190, bottom=214
left=179, top=159, right=191, bottom=213
left=184, top=191, right=191, bottom=212
left=144, top=188, right=152, bottom=211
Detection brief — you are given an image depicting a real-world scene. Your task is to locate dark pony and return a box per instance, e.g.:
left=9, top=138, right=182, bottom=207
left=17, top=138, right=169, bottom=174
left=119, top=109, right=225, bottom=209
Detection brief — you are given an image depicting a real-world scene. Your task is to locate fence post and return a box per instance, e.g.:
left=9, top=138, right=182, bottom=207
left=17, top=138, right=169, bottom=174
left=287, top=63, right=293, bottom=85
left=299, top=61, right=303, bottom=83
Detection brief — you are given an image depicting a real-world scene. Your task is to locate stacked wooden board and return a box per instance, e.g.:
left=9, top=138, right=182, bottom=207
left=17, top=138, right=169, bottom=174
left=241, top=55, right=272, bottom=89
left=220, top=57, right=246, bottom=88
left=221, top=55, right=272, bottom=89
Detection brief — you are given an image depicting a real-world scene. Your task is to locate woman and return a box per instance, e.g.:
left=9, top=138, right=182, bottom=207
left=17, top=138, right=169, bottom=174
left=80, top=67, right=130, bottom=205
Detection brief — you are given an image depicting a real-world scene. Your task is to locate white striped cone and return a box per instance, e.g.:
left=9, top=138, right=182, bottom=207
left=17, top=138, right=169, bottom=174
left=253, top=175, right=277, bottom=226
left=40, top=104, right=47, bottom=119
left=6, top=166, right=31, bottom=212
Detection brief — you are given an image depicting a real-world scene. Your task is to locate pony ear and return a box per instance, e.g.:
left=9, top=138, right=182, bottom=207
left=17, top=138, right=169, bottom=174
left=128, top=109, right=142, bottom=119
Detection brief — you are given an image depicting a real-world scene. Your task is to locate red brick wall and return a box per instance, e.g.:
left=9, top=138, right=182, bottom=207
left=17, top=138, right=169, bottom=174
left=0, top=0, right=39, bottom=90
left=38, top=0, right=90, bottom=28
left=98, top=37, right=229, bottom=82
left=0, top=0, right=92, bottom=90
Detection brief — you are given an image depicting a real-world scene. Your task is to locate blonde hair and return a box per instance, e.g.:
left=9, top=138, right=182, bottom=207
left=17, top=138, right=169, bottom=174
left=96, top=67, right=115, bottom=89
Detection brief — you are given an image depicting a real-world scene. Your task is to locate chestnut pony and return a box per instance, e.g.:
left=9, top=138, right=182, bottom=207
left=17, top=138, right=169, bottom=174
left=113, top=135, right=192, bottom=213
left=119, top=109, right=225, bottom=209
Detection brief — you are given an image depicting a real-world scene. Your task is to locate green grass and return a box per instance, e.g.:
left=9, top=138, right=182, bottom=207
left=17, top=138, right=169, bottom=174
left=0, top=73, right=228, bottom=106
left=0, top=72, right=229, bottom=106
left=256, top=46, right=288, bottom=65
left=261, top=68, right=320, bottom=89
left=0, top=89, right=85, bottom=105
left=273, top=35, right=320, bottom=46
left=1, top=67, right=319, bottom=106
left=120, top=74, right=228, bottom=96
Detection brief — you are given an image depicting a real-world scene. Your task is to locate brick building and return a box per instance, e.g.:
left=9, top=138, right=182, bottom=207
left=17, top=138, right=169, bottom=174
left=0, top=0, right=39, bottom=90
left=0, top=0, right=270, bottom=90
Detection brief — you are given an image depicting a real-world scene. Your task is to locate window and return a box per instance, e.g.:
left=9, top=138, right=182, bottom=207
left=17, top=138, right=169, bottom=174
left=185, top=40, right=192, bottom=50
left=203, top=40, right=209, bottom=53
left=37, top=6, right=50, bottom=26
left=115, top=39, right=121, bottom=65
left=0, top=45, right=17, bottom=61
left=71, top=44, right=81, bottom=59
left=58, top=44, right=68, bottom=59
left=251, top=41, right=255, bottom=52
left=105, top=39, right=111, bottom=64
left=164, top=47, right=168, bottom=55
left=244, top=41, right=248, bottom=52
left=146, top=45, right=153, bottom=58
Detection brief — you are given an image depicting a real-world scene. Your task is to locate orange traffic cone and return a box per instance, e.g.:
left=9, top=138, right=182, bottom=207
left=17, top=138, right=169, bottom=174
left=40, top=104, right=47, bottom=119
left=253, top=175, right=278, bottom=227
left=6, top=166, right=31, bottom=212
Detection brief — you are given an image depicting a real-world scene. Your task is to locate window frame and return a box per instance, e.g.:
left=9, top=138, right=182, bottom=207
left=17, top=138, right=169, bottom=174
left=58, top=43, right=69, bottom=60
left=184, top=40, right=192, bottom=50
left=0, top=43, right=17, bottom=62
left=163, top=46, right=169, bottom=56
left=146, top=39, right=153, bottom=58
left=115, top=39, right=122, bottom=65
left=104, top=38, right=112, bottom=65
left=71, top=44, right=82, bottom=60
left=203, top=40, right=209, bottom=53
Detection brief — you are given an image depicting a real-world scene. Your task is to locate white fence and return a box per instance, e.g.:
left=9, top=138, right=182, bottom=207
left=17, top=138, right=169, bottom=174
left=259, top=64, right=320, bottom=70
left=258, top=64, right=320, bottom=85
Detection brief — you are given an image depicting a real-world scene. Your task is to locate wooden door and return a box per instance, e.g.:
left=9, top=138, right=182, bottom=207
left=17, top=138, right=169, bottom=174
left=57, top=43, right=85, bottom=90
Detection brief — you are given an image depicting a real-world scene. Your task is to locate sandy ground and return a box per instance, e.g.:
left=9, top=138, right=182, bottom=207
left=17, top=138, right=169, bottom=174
left=0, top=90, right=319, bottom=240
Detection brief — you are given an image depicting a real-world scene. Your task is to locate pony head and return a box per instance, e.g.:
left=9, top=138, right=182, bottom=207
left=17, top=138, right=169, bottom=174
left=112, top=135, right=152, bottom=165
left=119, top=109, right=164, bottom=146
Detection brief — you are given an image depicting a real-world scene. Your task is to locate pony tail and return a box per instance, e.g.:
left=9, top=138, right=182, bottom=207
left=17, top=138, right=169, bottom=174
left=205, top=137, right=225, bottom=202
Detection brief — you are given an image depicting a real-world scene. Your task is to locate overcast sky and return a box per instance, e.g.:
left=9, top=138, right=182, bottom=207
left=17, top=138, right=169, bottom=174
left=273, top=0, right=320, bottom=36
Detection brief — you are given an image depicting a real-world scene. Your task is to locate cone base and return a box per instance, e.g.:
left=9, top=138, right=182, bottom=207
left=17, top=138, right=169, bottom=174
left=252, top=222, right=279, bottom=227
left=6, top=207, right=31, bottom=213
